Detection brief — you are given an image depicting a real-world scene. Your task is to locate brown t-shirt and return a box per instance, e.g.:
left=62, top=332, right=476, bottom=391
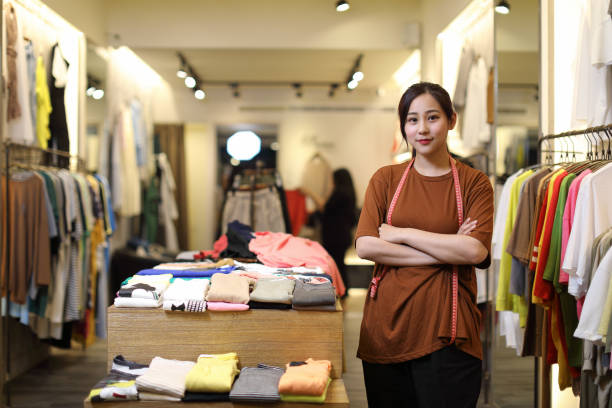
left=506, top=168, right=551, bottom=263
left=355, top=160, right=494, bottom=363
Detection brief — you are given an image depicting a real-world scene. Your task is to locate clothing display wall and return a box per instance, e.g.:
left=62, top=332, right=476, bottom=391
left=438, top=0, right=494, bottom=155
left=1, top=152, right=115, bottom=346
left=494, top=127, right=612, bottom=406
left=2, top=0, right=84, bottom=157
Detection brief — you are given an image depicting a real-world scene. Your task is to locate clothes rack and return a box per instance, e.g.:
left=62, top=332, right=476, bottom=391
left=1, top=141, right=84, bottom=406
left=520, top=124, right=612, bottom=408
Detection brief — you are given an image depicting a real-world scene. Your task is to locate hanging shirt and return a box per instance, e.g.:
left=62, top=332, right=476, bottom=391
left=564, top=163, right=612, bottom=298
left=36, top=55, right=52, bottom=149
left=559, top=169, right=592, bottom=284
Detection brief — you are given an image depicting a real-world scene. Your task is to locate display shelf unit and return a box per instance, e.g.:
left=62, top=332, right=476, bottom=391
left=85, top=301, right=349, bottom=407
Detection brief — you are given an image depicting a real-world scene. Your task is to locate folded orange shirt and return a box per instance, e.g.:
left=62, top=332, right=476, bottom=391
left=278, top=358, right=331, bottom=396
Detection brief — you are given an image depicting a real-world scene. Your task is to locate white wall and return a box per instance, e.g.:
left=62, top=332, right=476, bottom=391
left=184, top=123, right=217, bottom=251
left=420, top=0, right=472, bottom=82
left=41, top=0, right=107, bottom=45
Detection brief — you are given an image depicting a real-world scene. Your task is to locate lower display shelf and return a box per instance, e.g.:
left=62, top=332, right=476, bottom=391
left=84, top=379, right=349, bottom=408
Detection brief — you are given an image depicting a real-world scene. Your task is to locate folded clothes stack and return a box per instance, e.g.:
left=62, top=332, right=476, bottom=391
left=248, top=277, right=295, bottom=310
left=162, top=278, right=209, bottom=312
left=229, top=364, right=285, bottom=403
left=206, top=273, right=251, bottom=311
left=292, top=280, right=337, bottom=311
left=86, top=355, right=148, bottom=402
left=135, top=357, right=196, bottom=401
left=184, top=353, right=240, bottom=402
left=113, top=274, right=172, bottom=308
left=278, top=358, right=333, bottom=403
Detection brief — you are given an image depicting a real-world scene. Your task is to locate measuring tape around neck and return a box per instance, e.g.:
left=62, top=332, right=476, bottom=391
left=369, top=155, right=464, bottom=344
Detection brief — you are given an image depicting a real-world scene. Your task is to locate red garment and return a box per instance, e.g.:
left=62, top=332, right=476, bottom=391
left=248, top=231, right=346, bottom=297
left=533, top=171, right=567, bottom=301
left=196, top=234, right=228, bottom=260
left=284, top=190, right=308, bottom=236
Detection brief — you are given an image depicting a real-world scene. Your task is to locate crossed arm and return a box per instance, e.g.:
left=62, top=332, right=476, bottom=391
left=355, top=218, right=488, bottom=267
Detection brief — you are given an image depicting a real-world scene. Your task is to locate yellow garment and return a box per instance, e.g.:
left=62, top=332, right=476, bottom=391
left=35, top=56, right=52, bottom=149
left=280, top=378, right=332, bottom=403
left=496, top=170, right=533, bottom=318
left=532, top=170, right=564, bottom=306
left=185, top=353, right=239, bottom=393
left=87, top=380, right=136, bottom=400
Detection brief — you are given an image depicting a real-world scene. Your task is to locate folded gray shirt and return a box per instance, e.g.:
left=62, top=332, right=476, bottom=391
left=229, top=364, right=284, bottom=402
left=292, top=280, right=336, bottom=306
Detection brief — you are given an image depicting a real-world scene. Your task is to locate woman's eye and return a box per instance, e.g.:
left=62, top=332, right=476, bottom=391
left=407, top=117, right=417, bottom=123
left=428, top=115, right=439, bottom=121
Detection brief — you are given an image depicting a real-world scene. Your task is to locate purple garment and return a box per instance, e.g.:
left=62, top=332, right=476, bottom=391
left=136, top=266, right=236, bottom=277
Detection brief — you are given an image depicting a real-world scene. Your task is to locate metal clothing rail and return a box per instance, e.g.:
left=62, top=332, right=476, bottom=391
left=0, top=141, right=85, bottom=406
left=538, top=123, right=612, bottom=149
left=537, top=124, right=612, bottom=163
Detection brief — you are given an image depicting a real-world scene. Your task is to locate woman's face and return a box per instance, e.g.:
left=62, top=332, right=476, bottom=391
left=403, top=93, right=456, bottom=158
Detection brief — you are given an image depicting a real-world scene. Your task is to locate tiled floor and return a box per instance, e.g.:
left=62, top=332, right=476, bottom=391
left=5, top=288, right=534, bottom=407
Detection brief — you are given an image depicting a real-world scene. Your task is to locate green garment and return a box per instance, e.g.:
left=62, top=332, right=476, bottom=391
left=280, top=378, right=331, bottom=403
left=143, top=176, right=160, bottom=243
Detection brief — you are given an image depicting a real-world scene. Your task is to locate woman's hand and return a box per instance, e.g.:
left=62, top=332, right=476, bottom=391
left=378, top=223, right=406, bottom=244
left=457, top=217, right=477, bottom=235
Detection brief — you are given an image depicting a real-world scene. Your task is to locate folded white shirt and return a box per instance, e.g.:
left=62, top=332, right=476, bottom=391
left=114, top=297, right=161, bottom=308
left=163, top=278, right=209, bottom=301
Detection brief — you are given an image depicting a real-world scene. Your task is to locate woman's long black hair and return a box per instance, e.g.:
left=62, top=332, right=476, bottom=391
left=333, top=168, right=356, bottom=210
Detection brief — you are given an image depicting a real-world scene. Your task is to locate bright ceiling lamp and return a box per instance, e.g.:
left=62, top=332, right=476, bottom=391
left=495, top=0, right=510, bottom=14
left=227, top=131, right=261, bottom=161
left=336, top=0, right=349, bottom=12
left=185, top=76, right=196, bottom=88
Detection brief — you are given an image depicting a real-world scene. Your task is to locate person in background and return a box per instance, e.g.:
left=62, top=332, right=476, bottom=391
left=301, top=168, right=357, bottom=296
left=355, top=82, right=494, bottom=407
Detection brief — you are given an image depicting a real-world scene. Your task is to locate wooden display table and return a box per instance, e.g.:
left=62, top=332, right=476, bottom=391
left=86, top=302, right=348, bottom=407
left=84, top=379, right=349, bottom=408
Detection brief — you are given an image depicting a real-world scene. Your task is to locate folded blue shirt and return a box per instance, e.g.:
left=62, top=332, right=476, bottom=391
left=136, top=266, right=236, bottom=277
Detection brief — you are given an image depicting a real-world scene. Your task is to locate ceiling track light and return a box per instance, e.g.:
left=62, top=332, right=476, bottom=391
left=345, top=53, right=363, bottom=91
left=329, top=83, right=339, bottom=97
left=176, top=52, right=188, bottom=78
left=495, top=0, right=510, bottom=14
left=336, top=0, right=350, bottom=12
left=230, top=83, right=240, bottom=98
left=293, top=83, right=303, bottom=98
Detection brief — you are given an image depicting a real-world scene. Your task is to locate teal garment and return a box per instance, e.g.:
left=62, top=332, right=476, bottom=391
left=28, top=286, right=48, bottom=318
left=36, top=171, right=59, bottom=227
left=143, top=176, right=160, bottom=243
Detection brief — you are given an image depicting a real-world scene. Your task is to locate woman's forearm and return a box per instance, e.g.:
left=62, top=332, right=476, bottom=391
left=355, top=236, right=442, bottom=267
left=393, top=228, right=487, bottom=265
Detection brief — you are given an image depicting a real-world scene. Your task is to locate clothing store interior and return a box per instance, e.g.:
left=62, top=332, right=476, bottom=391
left=0, top=0, right=610, bottom=407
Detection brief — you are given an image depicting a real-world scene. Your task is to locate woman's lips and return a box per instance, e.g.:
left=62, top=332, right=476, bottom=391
left=417, top=139, right=432, bottom=145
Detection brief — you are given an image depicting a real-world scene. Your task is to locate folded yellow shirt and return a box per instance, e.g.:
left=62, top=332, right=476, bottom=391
left=185, top=353, right=239, bottom=393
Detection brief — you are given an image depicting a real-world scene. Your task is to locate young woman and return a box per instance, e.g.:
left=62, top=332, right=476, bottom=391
left=355, top=82, right=494, bottom=407
left=301, top=168, right=357, bottom=293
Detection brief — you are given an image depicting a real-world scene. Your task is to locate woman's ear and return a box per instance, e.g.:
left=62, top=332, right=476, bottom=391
left=449, top=112, right=457, bottom=130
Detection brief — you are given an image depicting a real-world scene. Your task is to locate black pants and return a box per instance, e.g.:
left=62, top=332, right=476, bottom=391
left=362, top=346, right=482, bottom=408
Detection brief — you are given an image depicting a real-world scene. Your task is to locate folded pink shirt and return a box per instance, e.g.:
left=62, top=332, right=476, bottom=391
left=248, top=232, right=345, bottom=297
left=207, top=302, right=250, bottom=311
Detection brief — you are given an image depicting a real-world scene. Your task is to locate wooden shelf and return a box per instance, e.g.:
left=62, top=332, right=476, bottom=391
left=85, top=379, right=349, bottom=408
left=89, top=303, right=348, bottom=407
left=107, top=303, right=344, bottom=379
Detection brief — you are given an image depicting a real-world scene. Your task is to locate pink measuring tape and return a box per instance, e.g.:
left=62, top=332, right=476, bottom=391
left=369, top=155, right=464, bottom=344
